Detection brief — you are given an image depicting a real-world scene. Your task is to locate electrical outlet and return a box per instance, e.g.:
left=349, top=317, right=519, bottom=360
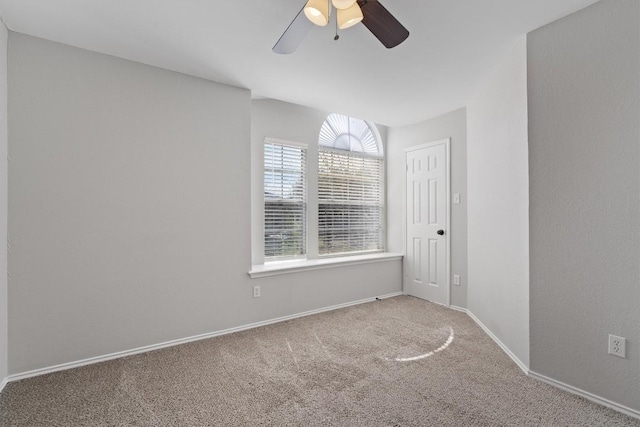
left=453, top=275, right=460, bottom=286
left=608, top=334, right=626, bottom=358
left=253, top=285, right=261, bottom=298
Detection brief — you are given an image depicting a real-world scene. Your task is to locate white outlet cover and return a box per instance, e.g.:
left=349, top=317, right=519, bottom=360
left=608, top=334, right=626, bottom=358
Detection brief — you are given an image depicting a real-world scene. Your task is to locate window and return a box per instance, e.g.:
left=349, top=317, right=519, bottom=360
left=318, top=114, right=384, bottom=256
left=264, top=140, right=306, bottom=260
left=255, top=115, right=385, bottom=272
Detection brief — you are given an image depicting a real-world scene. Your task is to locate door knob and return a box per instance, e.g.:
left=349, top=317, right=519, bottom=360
left=437, top=229, right=445, bottom=236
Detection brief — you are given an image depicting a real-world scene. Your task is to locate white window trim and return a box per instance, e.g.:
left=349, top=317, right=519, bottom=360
left=251, top=119, right=387, bottom=276
left=253, top=138, right=309, bottom=266
left=248, top=252, right=403, bottom=278
left=263, top=138, right=308, bottom=261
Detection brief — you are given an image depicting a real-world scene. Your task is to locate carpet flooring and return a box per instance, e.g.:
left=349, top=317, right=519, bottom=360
left=1, top=296, right=639, bottom=426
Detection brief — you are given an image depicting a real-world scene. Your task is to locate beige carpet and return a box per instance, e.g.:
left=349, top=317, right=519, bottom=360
left=1, top=296, right=638, bottom=426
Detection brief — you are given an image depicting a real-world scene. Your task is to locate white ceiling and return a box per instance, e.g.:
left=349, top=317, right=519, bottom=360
left=0, top=0, right=598, bottom=127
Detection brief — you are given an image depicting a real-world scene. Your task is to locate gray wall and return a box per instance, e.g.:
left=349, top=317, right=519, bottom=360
left=7, top=33, right=402, bottom=374
left=0, top=20, right=8, bottom=387
left=529, top=0, right=640, bottom=410
left=467, top=39, right=530, bottom=368
left=387, top=108, right=468, bottom=308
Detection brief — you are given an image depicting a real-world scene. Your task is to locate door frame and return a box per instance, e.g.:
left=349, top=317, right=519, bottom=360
left=403, top=138, right=451, bottom=306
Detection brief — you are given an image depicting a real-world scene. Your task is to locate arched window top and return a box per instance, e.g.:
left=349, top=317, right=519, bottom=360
left=319, top=113, right=383, bottom=157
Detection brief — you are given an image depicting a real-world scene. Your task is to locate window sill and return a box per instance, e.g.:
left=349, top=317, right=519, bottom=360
left=248, top=253, right=403, bottom=278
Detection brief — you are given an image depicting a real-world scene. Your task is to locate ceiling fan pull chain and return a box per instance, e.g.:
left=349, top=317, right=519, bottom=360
left=334, top=11, right=340, bottom=40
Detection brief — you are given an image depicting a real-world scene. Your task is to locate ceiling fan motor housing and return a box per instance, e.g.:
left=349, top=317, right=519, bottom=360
left=332, top=0, right=357, bottom=9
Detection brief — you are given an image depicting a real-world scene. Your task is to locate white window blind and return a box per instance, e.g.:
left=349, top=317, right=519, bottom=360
left=318, top=148, right=384, bottom=256
left=264, top=141, right=306, bottom=260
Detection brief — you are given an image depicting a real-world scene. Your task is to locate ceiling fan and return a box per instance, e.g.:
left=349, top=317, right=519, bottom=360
left=273, top=0, right=409, bottom=54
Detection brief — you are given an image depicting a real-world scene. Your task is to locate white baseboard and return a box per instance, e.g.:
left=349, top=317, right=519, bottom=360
left=464, top=309, right=529, bottom=375
left=456, top=306, right=639, bottom=420
left=8, top=293, right=636, bottom=421
left=529, top=371, right=640, bottom=420
left=7, top=292, right=403, bottom=383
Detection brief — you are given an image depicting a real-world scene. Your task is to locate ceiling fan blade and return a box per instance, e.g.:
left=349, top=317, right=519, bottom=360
left=273, top=5, right=315, bottom=54
left=357, top=0, right=409, bottom=49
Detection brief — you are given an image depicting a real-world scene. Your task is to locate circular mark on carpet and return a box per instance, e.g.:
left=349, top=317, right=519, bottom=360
left=393, top=326, right=454, bottom=362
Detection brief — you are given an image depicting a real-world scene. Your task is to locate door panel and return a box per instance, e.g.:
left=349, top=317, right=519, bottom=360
left=413, top=238, right=422, bottom=282
left=428, top=238, right=438, bottom=285
left=405, top=141, right=449, bottom=305
left=428, top=179, right=438, bottom=224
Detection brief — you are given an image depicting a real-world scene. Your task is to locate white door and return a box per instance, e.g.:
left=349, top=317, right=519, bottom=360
left=405, top=139, right=450, bottom=305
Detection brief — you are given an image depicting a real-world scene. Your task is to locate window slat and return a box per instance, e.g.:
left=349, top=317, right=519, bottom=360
left=264, top=142, right=306, bottom=260
left=318, top=149, right=383, bottom=256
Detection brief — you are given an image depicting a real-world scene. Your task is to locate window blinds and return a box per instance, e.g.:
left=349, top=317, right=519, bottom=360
left=318, top=148, right=384, bottom=256
left=264, top=142, right=307, bottom=260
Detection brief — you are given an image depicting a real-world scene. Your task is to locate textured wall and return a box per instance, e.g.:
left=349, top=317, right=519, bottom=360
left=467, top=38, right=529, bottom=368
left=7, top=33, right=402, bottom=374
left=529, top=0, right=640, bottom=411
left=0, top=20, right=8, bottom=387
left=387, top=108, right=468, bottom=308
left=7, top=32, right=251, bottom=373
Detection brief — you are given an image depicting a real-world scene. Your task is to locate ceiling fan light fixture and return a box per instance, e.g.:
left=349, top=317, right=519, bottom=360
left=304, top=0, right=330, bottom=26
left=332, top=0, right=357, bottom=9
left=337, top=3, right=363, bottom=30
left=274, top=0, right=409, bottom=54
